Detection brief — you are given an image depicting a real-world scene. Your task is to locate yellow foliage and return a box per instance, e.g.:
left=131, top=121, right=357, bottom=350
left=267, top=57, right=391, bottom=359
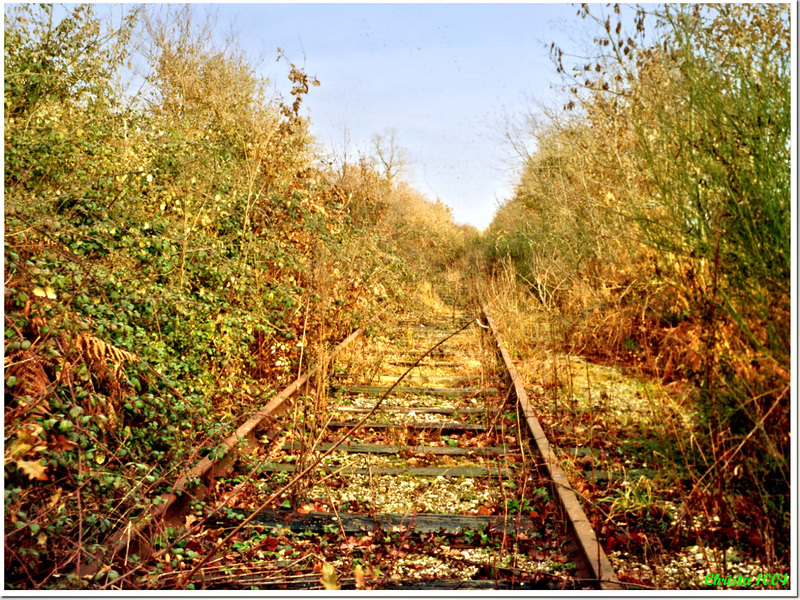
left=5, top=424, right=48, bottom=481
left=319, top=562, right=340, bottom=590
left=354, top=564, right=366, bottom=590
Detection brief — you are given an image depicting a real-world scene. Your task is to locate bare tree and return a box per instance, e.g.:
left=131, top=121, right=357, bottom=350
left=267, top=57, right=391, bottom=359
left=371, top=128, right=409, bottom=186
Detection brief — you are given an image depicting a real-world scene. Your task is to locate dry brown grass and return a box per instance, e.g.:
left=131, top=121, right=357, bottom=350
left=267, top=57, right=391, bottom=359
left=481, top=258, right=790, bottom=581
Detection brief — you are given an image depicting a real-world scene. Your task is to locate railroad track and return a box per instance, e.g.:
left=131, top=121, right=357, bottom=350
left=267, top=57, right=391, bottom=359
left=83, top=295, right=621, bottom=590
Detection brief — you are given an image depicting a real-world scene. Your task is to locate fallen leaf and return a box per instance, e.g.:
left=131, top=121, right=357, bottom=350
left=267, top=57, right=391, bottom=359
left=629, top=532, right=648, bottom=545
left=32, top=285, right=57, bottom=299
left=5, top=436, right=34, bottom=464
left=83, top=563, right=110, bottom=580
left=17, top=458, right=48, bottom=481
left=46, top=488, right=63, bottom=511
left=297, top=504, right=316, bottom=514
left=264, top=537, right=279, bottom=551
left=354, top=564, right=366, bottom=590
left=50, top=435, right=77, bottom=453
left=5, top=424, right=46, bottom=464
left=320, top=562, right=340, bottom=590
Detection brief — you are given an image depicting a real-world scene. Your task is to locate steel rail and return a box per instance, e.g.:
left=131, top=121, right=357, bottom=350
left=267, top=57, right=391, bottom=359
left=480, top=303, right=622, bottom=590
left=75, top=328, right=362, bottom=579
left=77, top=302, right=623, bottom=590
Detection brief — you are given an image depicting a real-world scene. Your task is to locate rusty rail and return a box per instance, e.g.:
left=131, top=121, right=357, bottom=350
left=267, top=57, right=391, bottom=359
left=481, top=303, right=622, bottom=590
left=80, top=304, right=622, bottom=590
left=77, top=329, right=362, bottom=578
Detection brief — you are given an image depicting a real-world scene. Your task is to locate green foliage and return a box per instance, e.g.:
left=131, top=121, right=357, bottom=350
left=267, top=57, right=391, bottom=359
left=4, top=4, right=135, bottom=117
left=623, top=10, right=791, bottom=538
left=4, top=4, right=470, bottom=589
left=631, top=4, right=790, bottom=356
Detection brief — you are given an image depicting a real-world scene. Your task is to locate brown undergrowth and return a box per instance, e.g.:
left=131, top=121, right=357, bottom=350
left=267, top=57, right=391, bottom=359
left=482, top=263, right=789, bottom=588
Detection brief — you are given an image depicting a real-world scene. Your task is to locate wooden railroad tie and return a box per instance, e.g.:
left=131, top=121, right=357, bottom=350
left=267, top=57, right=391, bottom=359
left=281, top=441, right=519, bottom=457
left=331, top=384, right=498, bottom=397
left=258, top=462, right=516, bottom=478
left=215, top=508, right=536, bottom=536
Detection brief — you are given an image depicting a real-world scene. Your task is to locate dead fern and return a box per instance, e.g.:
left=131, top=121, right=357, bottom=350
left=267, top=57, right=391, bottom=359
left=5, top=351, right=50, bottom=399
left=76, top=334, right=138, bottom=378
left=75, top=335, right=139, bottom=422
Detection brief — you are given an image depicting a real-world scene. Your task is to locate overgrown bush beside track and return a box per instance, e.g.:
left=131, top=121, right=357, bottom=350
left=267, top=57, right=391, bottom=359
left=483, top=3, right=790, bottom=570
left=3, top=5, right=469, bottom=589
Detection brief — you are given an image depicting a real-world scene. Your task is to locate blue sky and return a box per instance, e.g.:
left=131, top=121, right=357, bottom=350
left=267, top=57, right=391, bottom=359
left=212, top=3, right=588, bottom=230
